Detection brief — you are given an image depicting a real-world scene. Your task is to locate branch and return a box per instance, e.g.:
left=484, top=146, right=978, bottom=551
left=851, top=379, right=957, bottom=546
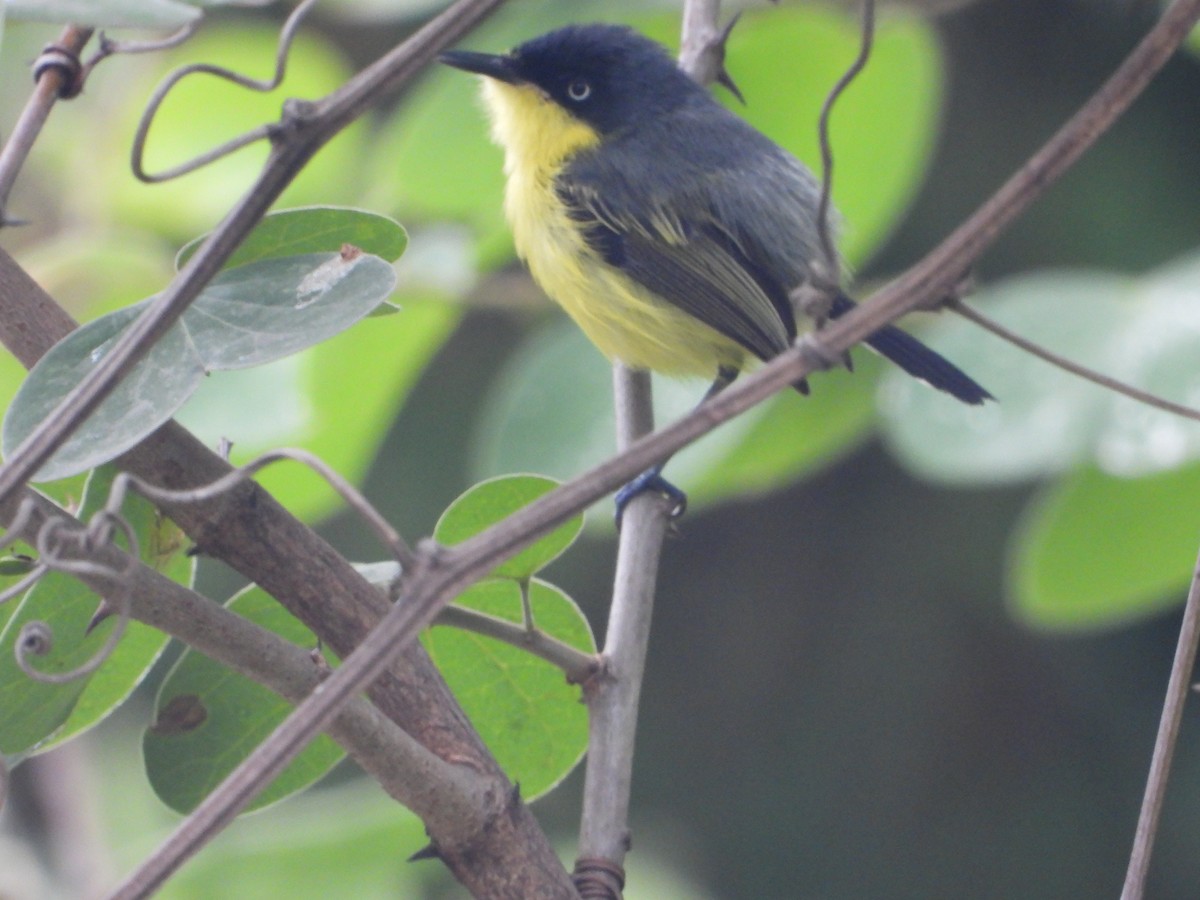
left=0, top=26, right=93, bottom=224
left=1121, top=547, right=1200, bottom=899
left=434, top=604, right=600, bottom=684
left=952, top=299, right=1200, bottom=423
left=574, top=366, right=674, bottom=896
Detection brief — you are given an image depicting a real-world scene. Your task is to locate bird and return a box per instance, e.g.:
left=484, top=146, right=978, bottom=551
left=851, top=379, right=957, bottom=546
left=440, top=23, right=991, bottom=520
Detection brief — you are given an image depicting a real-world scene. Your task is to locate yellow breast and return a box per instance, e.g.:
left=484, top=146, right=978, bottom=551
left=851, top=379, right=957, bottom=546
left=480, top=79, right=747, bottom=378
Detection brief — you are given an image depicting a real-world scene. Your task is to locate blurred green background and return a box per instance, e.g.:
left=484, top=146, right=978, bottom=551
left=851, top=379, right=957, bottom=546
left=4, top=0, right=1200, bottom=897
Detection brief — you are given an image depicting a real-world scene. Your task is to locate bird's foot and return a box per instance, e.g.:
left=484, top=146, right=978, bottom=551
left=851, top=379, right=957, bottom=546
left=614, top=470, right=687, bottom=529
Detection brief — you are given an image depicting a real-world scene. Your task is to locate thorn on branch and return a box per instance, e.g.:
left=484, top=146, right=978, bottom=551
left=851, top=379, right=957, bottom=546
left=86, top=599, right=117, bottom=634
left=407, top=842, right=442, bottom=863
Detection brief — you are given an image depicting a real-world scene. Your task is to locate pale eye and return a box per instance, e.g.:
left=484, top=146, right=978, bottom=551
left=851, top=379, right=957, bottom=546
left=567, top=79, right=591, bottom=102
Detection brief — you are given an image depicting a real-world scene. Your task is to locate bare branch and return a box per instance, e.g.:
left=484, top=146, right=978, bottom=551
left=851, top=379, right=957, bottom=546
left=131, top=0, right=317, bottom=182
left=815, top=0, right=875, bottom=281
left=434, top=604, right=600, bottom=684
left=0, top=27, right=93, bottom=224
left=1121, top=547, right=1200, bottom=898
left=951, top=299, right=1200, bottom=423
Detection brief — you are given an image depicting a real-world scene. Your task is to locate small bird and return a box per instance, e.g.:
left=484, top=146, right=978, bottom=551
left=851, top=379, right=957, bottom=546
left=441, top=24, right=990, bottom=518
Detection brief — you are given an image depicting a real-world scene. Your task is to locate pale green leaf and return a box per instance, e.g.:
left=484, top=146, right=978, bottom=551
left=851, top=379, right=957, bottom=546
left=424, top=578, right=593, bottom=799
left=1010, top=464, right=1200, bottom=631
left=434, top=474, right=582, bottom=579
left=144, top=585, right=343, bottom=814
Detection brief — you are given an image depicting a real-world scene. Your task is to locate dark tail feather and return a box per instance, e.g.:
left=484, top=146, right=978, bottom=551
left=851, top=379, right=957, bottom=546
left=829, top=293, right=993, bottom=406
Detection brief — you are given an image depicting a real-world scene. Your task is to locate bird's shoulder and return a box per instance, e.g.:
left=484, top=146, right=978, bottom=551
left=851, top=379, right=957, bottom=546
left=558, top=99, right=823, bottom=261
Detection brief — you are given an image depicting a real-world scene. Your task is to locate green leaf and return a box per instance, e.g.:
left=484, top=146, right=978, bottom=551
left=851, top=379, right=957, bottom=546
left=177, top=252, right=398, bottom=369
left=1010, top=464, right=1200, bottom=631
left=144, top=585, right=343, bottom=814
left=4, top=252, right=397, bottom=483
left=0, top=465, right=186, bottom=758
left=423, top=578, right=593, bottom=799
left=2, top=303, right=206, bottom=484
left=882, top=252, right=1200, bottom=485
left=880, top=271, right=1135, bottom=484
left=470, top=323, right=618, bottom=482
left=176, top=206, right=408, bottom=271
left=689, top=356, right=881, bottom=504
left=1091, top=252, right=1200, bottom=477
left=434, top=475, right=582, bottom=579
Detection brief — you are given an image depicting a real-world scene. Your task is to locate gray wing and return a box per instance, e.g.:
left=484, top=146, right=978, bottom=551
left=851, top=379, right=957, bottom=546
left=557, top=106, right=825, bottom=363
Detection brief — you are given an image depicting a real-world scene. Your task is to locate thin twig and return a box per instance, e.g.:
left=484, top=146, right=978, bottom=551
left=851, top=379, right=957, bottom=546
left=434, top=604, right=600, bottom=684
left=0, top=26, right=93, bottom=224
left=814, top=0, right=875, bottom=279
left=106, top=448, right=418, bottom=573
left=83, top=20, right=199, bottom=76
left=14, top=514, right=136, bottom=684
left=131, top=0, right=317, bottom=182
left=1121, top=546, right=1200, bottom=899
left=951, top=299, right=1200, bottom=423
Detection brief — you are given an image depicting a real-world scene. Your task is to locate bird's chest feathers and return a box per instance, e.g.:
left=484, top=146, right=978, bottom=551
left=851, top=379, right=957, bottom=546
left=482, top=80, right=598, bottom=268
left=481, top=79, right=744, bottom=375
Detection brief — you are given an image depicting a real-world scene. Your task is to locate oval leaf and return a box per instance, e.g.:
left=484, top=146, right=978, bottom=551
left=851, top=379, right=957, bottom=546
left=181, top=251, right=398, bottom=370
left=1010, top=464, right=1200, bottom=631
left=471, top=322, right=878, bottom=515
left=434, top=475, right=582, bottom=579
left=1093, top=252, right=1200, bottom=476
left=144, top=585, right=343, bottom=814
left=3, top=251, right=397, bottom=482
left=2, top=303, right=205, bottom=483
left=423, top=578, right=593, bottom=799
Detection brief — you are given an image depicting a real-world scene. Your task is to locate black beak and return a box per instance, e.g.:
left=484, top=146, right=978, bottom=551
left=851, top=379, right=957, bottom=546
left=438, top=49, right=523, bottom=85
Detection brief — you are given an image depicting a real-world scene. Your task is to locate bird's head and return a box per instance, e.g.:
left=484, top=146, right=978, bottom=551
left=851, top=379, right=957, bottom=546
left=441, top=24, right=699, bottom=160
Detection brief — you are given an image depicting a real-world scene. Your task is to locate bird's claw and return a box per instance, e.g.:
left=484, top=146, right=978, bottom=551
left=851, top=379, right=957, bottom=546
left=614, top=471, right=687, bottom=529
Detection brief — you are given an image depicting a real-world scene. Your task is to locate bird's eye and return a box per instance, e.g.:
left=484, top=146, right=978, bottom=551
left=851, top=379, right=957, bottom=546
left=567, top=79, right=591, bottom=102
